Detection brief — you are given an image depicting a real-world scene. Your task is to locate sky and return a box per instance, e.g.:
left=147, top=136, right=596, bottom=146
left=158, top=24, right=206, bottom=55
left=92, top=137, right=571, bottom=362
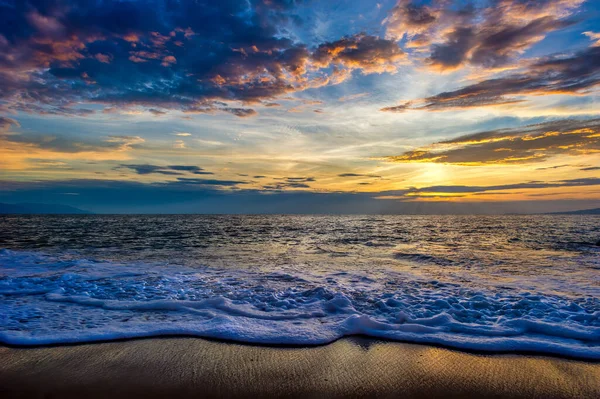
left=0, top=0, right=599, bottom=214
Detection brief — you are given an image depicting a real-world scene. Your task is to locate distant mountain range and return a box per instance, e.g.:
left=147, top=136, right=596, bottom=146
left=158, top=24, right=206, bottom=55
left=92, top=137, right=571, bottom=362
left=549, top=208, right=600, bottom=215
left=0, top=203, right=92, bottom=214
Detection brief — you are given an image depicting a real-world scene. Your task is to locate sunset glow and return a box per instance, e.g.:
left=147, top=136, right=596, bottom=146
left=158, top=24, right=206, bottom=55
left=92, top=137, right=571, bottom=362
left=1, top=0, right=599, bottom=213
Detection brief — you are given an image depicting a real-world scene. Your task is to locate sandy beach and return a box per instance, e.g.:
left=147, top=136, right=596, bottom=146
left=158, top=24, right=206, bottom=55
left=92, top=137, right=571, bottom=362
left=1, top=337, right=598, bottom=398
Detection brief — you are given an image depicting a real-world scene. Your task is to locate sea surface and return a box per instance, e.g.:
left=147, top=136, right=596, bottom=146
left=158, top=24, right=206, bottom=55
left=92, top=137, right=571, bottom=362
left=0, top=215, right=599, bottom=358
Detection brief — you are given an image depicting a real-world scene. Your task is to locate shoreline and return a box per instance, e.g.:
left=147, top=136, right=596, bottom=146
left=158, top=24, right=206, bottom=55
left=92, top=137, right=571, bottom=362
left=1, top=337, right=598, bottom=398
left=2, top=333, right=600, bottom=363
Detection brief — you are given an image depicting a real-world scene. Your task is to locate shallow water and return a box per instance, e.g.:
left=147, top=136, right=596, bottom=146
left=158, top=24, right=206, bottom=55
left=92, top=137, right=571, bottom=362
left=0, top=215, right=599, bottom=358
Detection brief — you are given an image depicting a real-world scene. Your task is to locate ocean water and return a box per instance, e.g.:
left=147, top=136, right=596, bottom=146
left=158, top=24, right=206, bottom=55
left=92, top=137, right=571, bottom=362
left=0, top=215, right=599, bottom=358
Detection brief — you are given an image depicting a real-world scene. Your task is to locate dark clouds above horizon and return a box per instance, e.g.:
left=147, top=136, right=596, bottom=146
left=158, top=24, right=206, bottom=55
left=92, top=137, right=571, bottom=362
left=2, top=175, right=600, bottom=214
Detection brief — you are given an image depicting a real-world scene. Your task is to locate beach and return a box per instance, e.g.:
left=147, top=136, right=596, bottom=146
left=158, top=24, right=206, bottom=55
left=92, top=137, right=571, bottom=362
left=1, top=337, right=598, bottom=398
left=1, top=216, right=599, bottom=397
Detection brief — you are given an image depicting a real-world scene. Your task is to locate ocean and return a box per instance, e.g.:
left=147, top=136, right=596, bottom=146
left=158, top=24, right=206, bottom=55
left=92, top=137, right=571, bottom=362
left=0, top=215, right=598, bottom=358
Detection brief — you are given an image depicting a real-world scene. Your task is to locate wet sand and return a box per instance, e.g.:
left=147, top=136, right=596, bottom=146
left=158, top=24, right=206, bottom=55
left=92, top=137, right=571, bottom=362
left=0, top=337, right=598, bottom=398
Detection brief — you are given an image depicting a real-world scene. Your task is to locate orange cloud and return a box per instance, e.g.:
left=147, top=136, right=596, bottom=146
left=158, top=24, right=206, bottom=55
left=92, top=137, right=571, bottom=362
left=386, top=118, right=600, bottom=165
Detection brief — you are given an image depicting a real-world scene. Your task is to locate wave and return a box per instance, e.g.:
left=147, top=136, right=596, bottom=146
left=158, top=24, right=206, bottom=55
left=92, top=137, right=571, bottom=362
left=0, top=249, right=599, bottom=359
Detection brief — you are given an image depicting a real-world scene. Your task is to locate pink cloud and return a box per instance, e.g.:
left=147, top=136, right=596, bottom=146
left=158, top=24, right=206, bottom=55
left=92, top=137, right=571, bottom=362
left=161, top=55, right=177, bottom=67
left=94, top=53, right=112, bottom=64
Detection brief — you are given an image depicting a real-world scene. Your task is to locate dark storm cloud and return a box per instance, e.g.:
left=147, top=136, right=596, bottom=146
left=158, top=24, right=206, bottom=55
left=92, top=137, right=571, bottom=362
left=0, top=1, right=404, bottom=117
left=119, top=164, right=214, bottom=176
left=382, top=45, right=600, bottom=112
left=386, top=118, right=600, bottom=165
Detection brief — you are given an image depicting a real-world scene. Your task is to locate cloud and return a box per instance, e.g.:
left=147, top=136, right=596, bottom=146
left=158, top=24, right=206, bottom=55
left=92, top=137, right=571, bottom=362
left=284, top=177, right=315, bottom=182
left=584, top=31, right=600, bottom=47
left=262, top=182, right=310, bottom=190
left=382, top=45, right=600, bottom=111
left=175, top=178, right=245, bottom=187
left=386, top=118, right=600, bottom=165
left=0, top=129, right=145, bottom=169
left=338, top=93, right=368, bottom=102
left=535, top=164, right=578, bottom=170
left=1, top=123, right=145, bottom=153
left=581, top=166, right=600, bottom=171
left=2, top=178, right=599, bottom=214
left=385, top=0, right=437, bottom=39
left=118, top=164, right=182, bottom=175
left=262, top=176, right=316, bottom=190
left=0, top=1, right=406, bottom=118
left=148, top=108, right=167, bottom=116
left=103, top=136, right=145, bottom=151
left=380, top=101, right=413, bottom=113
left=385, top=0, right=583, bottom=70
left=30, top=159, right=70, bottom=168
left=26, top=10, right=66, bottom=37
left=94, top=53, right=112, bottom=64
left=168, top=165, right=213, bottom=175
left=312, top=34, right=405, bottom=74
left=337, top=173, right=381, bottom=178
left=119, top=164, right=214, bottom=176
left=0, top=116, right=19, bottom=131
left=429, top=15, right=572, bottom=70
left=399, top=177, right=600, bottom=196
left=223, top=108, right=258, bottom=118
left=173, top=139, right=186, bottom=149
left=160, top=55, right=176, bottom=67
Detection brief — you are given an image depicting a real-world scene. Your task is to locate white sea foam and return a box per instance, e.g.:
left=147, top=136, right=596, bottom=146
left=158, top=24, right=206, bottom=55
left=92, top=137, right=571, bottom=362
left=0, top=248, right=599, bottom=359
